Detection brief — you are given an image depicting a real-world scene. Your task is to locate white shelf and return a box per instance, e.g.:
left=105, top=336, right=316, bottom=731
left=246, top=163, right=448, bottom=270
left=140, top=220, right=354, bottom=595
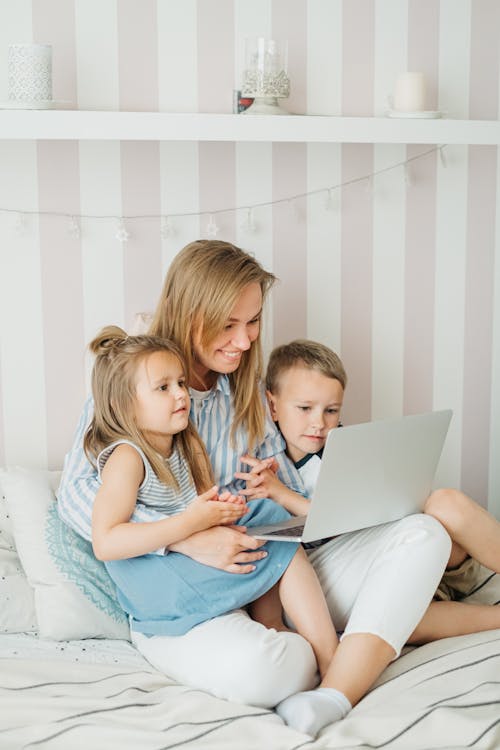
left=0, top=111, right=499, bottom=144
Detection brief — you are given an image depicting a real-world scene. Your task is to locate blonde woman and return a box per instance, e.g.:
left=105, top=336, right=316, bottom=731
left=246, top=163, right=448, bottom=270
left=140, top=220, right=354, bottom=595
left=58, top=240, right=451, bottom=712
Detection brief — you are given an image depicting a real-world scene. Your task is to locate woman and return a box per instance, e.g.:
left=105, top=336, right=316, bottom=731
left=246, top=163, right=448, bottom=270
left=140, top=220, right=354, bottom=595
left=58, top=240, right=451, bottom=715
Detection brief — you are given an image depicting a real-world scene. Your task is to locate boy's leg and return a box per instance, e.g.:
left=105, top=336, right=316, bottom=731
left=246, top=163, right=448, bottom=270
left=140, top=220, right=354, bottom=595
left=425, top=489, right=500, bottom=572
left=408, top=599, right=500, bottom=643
left=278, top=546, right=338, bottom=678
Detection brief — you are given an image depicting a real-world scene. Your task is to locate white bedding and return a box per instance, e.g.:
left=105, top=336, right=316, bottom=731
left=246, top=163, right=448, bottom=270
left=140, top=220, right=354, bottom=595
left=2, top=627, right=500, bottom=749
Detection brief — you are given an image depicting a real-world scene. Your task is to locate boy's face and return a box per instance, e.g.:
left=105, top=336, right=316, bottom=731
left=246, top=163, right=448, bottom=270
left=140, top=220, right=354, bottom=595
left=267, top=366, right=344, bottom=463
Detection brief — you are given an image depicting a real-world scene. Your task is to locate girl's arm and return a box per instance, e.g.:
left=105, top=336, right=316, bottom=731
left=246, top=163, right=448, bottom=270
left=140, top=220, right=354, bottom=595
left=92, top=443, right=248, bottom=561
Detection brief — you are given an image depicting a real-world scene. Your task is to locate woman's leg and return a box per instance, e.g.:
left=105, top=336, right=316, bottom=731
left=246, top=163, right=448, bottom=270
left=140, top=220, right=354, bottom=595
left=276, top=514, right=451, bottom=736
left=131, top=608, right=318, bottom=708
left=425, top=488, right=500, bottom=572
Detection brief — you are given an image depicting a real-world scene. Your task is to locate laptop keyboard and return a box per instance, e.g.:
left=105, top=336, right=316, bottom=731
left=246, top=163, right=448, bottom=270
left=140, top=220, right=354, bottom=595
left=263, top=524, right=305, bottom=537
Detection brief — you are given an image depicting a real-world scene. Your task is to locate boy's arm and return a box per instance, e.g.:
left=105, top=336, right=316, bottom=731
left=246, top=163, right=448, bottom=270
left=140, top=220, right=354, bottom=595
left=235, top=455, right=311, bottom=516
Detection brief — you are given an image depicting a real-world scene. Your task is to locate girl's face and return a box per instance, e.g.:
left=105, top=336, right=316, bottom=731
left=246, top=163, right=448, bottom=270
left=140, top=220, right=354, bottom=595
left=192, top=282, right=262, bottom=388
left=134, top=351, right=190, bottom=456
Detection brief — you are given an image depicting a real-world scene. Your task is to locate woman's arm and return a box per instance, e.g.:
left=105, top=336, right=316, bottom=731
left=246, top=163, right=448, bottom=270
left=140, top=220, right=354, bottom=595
left=92, top=444, right=249, bottom=561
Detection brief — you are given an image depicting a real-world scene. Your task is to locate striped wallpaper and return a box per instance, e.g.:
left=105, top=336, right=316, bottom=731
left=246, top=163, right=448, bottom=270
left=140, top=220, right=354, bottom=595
left=0, top=0, right=499, bottom=518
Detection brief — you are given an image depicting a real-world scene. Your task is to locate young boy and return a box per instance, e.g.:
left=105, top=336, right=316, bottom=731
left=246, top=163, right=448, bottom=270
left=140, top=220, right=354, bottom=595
left=250, top=338, right=500, bottom=737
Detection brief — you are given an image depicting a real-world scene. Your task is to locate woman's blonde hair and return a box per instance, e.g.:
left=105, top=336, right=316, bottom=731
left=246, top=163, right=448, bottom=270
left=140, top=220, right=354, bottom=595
left=149, top=240, right=276, bottom=450
left=266, top=339, right=347, bottom=394
left=84, top=325, right=214, bottom=492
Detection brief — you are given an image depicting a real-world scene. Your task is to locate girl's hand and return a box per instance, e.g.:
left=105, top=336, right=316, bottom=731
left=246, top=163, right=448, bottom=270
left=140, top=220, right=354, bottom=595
left=186, top=486, right=249, bottom=530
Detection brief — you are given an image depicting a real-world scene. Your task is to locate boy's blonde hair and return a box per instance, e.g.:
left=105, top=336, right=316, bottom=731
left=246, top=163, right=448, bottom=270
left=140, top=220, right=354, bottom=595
left=266, top=339, right=347, bottom=394
left=149, top=240, right=276, bottom=450
left=84, top=326, right=214, bottom=492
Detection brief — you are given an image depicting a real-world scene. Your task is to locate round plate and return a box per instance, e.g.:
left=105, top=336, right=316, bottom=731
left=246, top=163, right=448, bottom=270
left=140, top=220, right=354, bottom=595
left=386, top=109, right=443, bottom=119
left=0, top=100, right=73, bottom=110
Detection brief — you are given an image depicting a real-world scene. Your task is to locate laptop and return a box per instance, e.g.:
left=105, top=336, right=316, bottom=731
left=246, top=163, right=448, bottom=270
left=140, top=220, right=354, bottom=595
left=248, top=409, right=452, bottom=542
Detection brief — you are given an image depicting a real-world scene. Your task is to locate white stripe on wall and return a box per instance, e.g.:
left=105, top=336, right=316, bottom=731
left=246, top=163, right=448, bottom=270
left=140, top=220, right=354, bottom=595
left=159, top=141, right=200, bottom=273
left=306, top=143, right=342, bottom=354
left=307, top=0, right=342, bottom=116
left=0, top=0, right=32, bottom=102
left=75, top=0, right=119, bottom=111
left=438, top=0, right=471, bottom=118
left=158, top=0, right=198, bottom=113
left=234, top=0, right=271, bottom=92
left=373, top=0, right=407, bottom=117
left=371, top=145, right=406, bottom=421
left=0, top=142, right=47, bottom=467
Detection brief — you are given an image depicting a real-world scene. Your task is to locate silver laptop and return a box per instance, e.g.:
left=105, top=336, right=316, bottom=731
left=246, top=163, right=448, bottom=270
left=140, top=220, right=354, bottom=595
left=248, top=409, right=452, bottom=542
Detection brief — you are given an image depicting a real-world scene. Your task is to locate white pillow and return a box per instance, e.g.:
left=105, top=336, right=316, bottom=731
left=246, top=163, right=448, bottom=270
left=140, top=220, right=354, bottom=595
left=0, top=491, right=37, bottom=633
left=0, top=467, right=130, bottom=641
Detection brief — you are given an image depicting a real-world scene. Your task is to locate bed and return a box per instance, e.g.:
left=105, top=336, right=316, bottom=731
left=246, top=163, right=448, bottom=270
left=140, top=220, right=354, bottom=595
left=1, top=467, right=500, bottom=750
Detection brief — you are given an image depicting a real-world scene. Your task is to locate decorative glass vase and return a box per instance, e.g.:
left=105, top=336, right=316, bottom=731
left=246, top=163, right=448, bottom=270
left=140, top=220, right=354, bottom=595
left=241, top=38, right=290, bottom=115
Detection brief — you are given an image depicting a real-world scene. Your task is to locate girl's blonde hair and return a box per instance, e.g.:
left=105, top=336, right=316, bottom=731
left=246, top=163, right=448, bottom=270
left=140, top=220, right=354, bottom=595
left=84, top=325, right=214, bottom=492
left=149, top=240, right=276, bottom=450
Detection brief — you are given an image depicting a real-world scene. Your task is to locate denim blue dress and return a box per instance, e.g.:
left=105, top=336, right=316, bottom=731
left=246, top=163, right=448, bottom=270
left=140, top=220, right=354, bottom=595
left=100, top=441, right=298, bottom=636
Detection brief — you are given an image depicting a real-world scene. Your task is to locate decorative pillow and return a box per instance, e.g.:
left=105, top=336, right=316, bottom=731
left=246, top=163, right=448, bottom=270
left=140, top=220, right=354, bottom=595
left=0, top=467, right=130, bottom=641
left=0, top=491, right=37, bottom=633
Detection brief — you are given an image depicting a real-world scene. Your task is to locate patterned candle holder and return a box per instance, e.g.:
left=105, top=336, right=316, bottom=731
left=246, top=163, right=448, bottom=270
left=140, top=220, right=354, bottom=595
left=7, top=44, right=52, bottom=106
left=241, top=38, right=290, bottom=115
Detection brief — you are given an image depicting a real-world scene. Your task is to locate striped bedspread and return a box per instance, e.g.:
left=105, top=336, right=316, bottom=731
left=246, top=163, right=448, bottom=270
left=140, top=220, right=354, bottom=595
left=1, top=626, right=499, bottom=750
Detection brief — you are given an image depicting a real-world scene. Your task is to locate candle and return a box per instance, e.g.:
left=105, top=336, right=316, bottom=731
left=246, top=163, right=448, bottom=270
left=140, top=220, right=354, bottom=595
left=8, top=44, right=52, bottom=103
left=393, top=72, right=426, bottom=113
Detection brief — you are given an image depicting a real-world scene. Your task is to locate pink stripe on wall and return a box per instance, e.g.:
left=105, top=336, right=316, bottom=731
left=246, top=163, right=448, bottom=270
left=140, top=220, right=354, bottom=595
left=271, top=1, right=308, bottom=344
left=37, top=141, right=85, bottom=469
left=460, top=0, right=500, bottom=504
left=197, top=0, right=234, bottom=113
left=272, top=143, right=307, bottom=345
left=403, top=148, right=437, bottom=415
left=0, top=359, right=5, bottom=467
left=340, top=144, right=373, bottom=425
left=120, top=142, right=163, bottom=330
left=461, top=146, right=496, bottom=505
left=198, top=142, right=236, bottom=242
left=407, top=0, right=440, bottom=111
left=117, top=0, right=159, bottom=111
left=272, top=0, right=307, bottom=115
left=341, top=0, right=374, bottom=116
left=340, top=2, right=374, bottom=424
left=33, top=0, right=77, bottom=105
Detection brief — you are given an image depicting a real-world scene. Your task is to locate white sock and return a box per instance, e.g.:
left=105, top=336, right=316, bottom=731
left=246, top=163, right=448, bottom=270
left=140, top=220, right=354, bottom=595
left=275, top=687, right=352, bottom=737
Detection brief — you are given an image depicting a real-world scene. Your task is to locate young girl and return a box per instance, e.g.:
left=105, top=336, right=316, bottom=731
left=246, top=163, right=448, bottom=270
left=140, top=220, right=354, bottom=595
left=85, top=326, right=338, bottom=678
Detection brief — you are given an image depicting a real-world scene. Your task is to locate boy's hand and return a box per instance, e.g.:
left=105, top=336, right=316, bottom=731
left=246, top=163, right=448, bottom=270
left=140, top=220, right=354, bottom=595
left=186, top=486, right=249, bottom=530
left=235, top=455, right=286, bottom=501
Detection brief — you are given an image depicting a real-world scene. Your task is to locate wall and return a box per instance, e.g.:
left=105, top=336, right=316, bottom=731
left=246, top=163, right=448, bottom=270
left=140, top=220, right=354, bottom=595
left=0, top=0, right=499, bottom=517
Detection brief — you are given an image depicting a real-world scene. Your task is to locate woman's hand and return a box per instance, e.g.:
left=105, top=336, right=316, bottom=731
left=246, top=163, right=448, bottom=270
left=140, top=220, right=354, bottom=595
left=169, top=524, right=268, bottom=574
left=185, top=486, right=249, bottom=530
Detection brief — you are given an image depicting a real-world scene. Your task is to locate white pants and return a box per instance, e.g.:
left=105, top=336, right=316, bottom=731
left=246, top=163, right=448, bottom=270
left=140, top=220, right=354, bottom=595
left=132, top=514, right=450, bottom=708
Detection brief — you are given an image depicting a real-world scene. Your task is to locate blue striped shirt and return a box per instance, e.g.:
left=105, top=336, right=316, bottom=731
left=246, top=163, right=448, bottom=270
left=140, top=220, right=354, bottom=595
left=57, top=374, right=305, bottom=544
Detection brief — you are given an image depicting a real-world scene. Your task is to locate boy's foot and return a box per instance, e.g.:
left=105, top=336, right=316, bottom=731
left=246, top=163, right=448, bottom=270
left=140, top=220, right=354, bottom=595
left=275, top=687, right=352, bottom=737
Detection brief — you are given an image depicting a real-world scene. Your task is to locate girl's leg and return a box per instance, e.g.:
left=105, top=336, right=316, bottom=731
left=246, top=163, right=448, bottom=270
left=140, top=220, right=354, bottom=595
left=249, top=583, right=292, bottom=632
left=425, top=489, right=500, bottom=572
left=409, top=599, right=500, bottom=643
left=278, top=546, right=338, bottom=678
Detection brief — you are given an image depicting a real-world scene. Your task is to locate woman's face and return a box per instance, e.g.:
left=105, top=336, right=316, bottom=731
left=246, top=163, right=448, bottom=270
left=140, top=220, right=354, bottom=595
left=192, top=282, right=262, bottom=388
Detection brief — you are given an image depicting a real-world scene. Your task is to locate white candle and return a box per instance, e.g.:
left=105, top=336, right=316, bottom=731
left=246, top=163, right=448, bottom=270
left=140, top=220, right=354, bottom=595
left=8, top=44, right=52, bottom=102
left=393, top=72, right=426, bottom=113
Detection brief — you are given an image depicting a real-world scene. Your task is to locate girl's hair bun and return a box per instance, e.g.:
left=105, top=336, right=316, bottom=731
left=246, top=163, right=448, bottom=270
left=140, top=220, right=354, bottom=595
left=89, top=325, right=128, bottom=356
